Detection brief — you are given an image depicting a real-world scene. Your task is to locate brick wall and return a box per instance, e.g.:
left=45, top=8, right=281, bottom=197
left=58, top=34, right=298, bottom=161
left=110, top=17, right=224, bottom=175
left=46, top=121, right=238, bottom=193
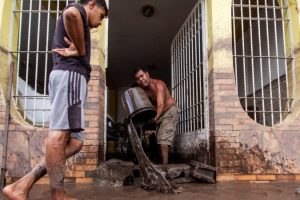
left=0, top=65, right=105, bottom=183
left=210, top=67, right=300, bottom=181
left=204, top=0, right=300, bottom=182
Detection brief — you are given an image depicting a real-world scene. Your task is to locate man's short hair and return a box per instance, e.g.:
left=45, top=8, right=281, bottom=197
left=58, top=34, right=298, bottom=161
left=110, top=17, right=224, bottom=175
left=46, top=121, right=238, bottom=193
left=81, top=0, right=109, bottom=16
left=133, top=67, right=148, bottom=76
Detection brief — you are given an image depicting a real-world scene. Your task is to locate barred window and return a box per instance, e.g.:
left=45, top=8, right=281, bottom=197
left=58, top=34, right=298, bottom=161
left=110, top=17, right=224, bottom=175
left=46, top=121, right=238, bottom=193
left=232, top=0, right=295, bottom=126
left=10, top=0, right=78, bottom=127
left=171, top=0, right=209, bottom=141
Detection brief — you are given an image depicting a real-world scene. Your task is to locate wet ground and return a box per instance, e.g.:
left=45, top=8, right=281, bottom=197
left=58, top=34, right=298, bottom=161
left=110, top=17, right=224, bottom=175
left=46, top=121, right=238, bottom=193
left=1, top=182, right=300, bottom=200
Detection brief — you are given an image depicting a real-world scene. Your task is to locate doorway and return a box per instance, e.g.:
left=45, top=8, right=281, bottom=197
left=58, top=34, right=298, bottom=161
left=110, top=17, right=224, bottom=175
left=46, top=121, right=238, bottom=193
left=105, top=0, right=203, bottom=162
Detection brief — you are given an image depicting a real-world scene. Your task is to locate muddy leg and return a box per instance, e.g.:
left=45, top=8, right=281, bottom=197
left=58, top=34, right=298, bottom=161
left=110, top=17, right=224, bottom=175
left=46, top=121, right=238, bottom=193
left=3, top=138, right=83, bottom=200
left=160, top=144, right=169, bottom=170
left=46, top=131, right=78, bottom=200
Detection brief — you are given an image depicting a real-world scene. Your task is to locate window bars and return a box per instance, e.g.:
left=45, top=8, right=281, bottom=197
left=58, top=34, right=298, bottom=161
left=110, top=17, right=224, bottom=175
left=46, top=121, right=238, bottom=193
left=10, top=0, right=78, bottom=127
left=171, top=0, right=209, bottom=141
left=232, top=0, right=295, bottom=126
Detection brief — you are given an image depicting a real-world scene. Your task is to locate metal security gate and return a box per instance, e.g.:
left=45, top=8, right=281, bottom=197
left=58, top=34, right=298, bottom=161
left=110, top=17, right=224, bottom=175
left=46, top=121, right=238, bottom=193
left=232, top=0, right=295, bottom=127
left=9, top=0, right=78, bottom=127
left=171, top=0, right=209, bottom=150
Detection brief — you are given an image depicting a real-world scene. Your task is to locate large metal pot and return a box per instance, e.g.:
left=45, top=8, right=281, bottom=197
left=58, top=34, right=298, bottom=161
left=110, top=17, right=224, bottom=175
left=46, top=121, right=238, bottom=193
left=121, top=87, right=156, bottom=124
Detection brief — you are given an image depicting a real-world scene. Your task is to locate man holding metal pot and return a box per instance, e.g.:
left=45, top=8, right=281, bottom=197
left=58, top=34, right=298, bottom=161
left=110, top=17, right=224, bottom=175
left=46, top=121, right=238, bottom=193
left=133, top=67, right=180, bottom=169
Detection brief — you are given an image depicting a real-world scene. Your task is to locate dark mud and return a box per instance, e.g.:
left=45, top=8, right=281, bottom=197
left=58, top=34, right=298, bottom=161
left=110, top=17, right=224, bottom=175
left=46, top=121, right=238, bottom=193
left=1, top=182, right=299, bottom=200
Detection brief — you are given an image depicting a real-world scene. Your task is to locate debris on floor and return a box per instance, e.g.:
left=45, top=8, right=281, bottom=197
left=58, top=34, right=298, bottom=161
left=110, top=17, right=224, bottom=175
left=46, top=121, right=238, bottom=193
left=88, top=159, right=216, bottom=189
left=92, top=159, right=135, bottom=187
left=190, top=160, right=216, bottom=183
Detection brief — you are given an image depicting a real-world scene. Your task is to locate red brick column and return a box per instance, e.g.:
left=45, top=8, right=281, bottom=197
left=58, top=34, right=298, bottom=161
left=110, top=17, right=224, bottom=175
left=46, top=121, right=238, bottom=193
left=67, top=65, right=105, bottom=183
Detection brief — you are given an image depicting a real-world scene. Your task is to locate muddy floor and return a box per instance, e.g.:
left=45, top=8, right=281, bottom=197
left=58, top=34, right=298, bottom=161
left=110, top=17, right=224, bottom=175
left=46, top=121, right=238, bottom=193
left=1, top=182, right=300, bottom=200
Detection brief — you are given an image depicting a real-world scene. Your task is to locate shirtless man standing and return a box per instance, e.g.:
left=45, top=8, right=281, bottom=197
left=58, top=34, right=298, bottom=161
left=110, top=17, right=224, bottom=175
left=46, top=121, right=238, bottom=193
left=133, top=68, right=179, bottom=168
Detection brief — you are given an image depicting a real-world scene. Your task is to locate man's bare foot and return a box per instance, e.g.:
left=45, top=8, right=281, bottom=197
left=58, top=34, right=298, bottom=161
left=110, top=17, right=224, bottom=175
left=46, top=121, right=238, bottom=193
left=2, top=181, right=29, bottom=200
left=162, top=164, right=169, bottom=172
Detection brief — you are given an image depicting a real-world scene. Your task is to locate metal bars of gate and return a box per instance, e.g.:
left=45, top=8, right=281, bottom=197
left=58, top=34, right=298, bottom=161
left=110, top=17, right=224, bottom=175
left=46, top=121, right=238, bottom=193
left=171, top=0, right=209, bottom=144
left=231, top=0, right=295, bottom=127
left=10, top=0, right=78, bottom=127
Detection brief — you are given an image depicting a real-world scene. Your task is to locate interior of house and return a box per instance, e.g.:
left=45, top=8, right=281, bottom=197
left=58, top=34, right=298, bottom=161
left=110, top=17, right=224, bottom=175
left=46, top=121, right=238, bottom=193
left=106, top=0, right=198, bottom=161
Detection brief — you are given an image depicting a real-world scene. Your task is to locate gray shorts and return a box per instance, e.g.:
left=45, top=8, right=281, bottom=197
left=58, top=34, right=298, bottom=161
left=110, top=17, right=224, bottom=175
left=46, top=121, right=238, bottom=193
left=156, top=105, right=179, bottom=146
left=48, top=70, right=87, bottom=141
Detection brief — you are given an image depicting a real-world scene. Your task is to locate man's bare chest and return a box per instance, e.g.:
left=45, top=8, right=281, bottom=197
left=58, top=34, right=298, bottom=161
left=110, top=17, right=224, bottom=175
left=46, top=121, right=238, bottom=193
left=145, top=90, right=156, bottom=104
